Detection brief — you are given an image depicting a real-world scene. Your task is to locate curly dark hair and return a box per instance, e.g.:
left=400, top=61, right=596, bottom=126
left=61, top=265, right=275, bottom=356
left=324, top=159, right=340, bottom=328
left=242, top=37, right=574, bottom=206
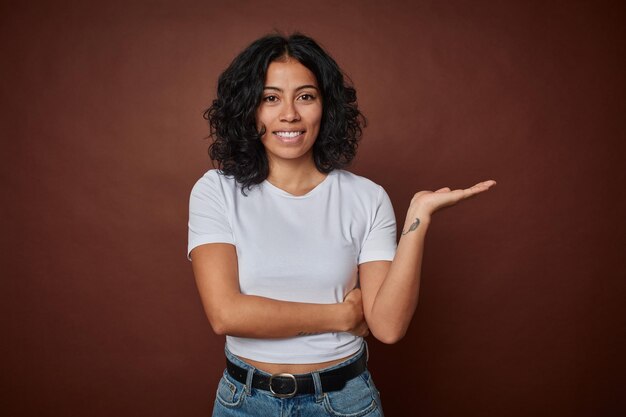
left=203, top=32, right=366, bottom=195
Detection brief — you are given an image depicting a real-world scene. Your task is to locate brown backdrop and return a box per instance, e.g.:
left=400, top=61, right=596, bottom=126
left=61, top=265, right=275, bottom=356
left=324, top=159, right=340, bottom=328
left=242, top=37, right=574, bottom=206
left=1, top=1, right=624, bottom=416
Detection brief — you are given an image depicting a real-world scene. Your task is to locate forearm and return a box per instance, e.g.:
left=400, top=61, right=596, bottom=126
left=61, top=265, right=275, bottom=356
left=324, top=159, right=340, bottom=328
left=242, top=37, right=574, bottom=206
left=211, top=294, right=347, bottom=338
left=192, top=243, right=361, bottom=340
left=368, top=209, right=430, bottom=343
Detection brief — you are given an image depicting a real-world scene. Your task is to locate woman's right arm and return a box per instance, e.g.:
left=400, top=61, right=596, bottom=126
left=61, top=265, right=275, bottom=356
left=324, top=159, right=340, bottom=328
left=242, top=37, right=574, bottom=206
left=191, top=242, right=368, bottom=338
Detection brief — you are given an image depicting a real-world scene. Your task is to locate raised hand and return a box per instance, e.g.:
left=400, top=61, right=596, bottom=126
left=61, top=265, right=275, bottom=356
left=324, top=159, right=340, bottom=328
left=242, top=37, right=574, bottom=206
left=408, top=180, right=497, bottom=221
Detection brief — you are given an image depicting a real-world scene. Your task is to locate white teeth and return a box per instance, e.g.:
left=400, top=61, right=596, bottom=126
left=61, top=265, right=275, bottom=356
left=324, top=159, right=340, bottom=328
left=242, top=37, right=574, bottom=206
left=275, top=131, right=303, bottom=138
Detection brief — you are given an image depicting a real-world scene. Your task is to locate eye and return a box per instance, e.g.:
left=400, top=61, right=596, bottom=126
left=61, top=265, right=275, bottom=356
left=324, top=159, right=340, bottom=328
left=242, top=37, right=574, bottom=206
left=263, top=95, right=279, bottom=102
left=299, top=93, right=316, bottom=101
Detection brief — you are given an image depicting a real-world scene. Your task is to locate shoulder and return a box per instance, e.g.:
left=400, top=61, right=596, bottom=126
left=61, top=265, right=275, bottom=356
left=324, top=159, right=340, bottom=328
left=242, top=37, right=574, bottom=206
left=191, top=169, right=237, bottom=192
left=189, top=170, right=242, bottom=206
left=334, top=169, right=385, bottom=196
left=198, top=168, right=234, bottom=183
left=332, top=169, right=392, bottom=211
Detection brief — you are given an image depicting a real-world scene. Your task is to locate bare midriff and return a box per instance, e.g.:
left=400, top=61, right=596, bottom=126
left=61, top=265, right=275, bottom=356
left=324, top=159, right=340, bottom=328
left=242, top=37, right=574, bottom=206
left=236, top=351, right=357, bottom=375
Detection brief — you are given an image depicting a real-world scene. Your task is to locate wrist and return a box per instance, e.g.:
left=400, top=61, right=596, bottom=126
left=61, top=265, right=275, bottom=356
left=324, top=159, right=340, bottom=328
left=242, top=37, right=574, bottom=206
left=333, top=302, right=351, bottom=333
left=403, top=209, right=431, bottom=227
left=407, top=202, right=431, bottom=219
left=399, top=209, right=431, bottom=238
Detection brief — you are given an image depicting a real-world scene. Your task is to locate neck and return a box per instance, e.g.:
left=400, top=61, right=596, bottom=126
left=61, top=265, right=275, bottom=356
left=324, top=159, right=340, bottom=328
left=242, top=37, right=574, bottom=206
left=266, top=156, right=326, bottom=191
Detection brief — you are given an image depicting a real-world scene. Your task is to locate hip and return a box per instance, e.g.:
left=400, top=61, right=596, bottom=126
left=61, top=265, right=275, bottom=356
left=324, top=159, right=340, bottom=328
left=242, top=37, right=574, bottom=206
left=213, top=341, right=383, bottom=416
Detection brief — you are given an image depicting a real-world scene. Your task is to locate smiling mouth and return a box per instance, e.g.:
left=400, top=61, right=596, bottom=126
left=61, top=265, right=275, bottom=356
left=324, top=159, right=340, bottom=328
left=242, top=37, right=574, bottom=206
left=274, top=131, right=305, bottom=138
left=273, top=131, right=305, bottom=143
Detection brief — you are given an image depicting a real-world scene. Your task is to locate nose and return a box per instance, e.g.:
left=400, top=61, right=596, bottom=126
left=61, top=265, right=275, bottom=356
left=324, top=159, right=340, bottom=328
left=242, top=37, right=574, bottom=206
left=279, top=101, right=300, bottom=122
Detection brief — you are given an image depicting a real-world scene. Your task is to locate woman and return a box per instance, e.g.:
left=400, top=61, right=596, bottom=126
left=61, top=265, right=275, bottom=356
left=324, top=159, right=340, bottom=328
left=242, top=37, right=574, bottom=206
left=188, top=33, right=495, bottom=416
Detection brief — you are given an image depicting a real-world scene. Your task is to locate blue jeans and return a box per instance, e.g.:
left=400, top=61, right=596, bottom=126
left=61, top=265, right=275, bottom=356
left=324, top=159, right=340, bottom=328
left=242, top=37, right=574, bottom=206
left=212, top=341, right=384, bottom=416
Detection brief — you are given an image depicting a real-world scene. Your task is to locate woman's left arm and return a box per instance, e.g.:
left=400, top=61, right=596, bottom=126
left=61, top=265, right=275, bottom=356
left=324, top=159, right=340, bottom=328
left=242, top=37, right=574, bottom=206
left=359, top=180, right=496, bottom=344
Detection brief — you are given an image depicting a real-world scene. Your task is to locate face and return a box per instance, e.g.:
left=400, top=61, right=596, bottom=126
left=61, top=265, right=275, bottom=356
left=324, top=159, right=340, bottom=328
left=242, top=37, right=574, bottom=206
left=256, top=58, right=323, bottom=166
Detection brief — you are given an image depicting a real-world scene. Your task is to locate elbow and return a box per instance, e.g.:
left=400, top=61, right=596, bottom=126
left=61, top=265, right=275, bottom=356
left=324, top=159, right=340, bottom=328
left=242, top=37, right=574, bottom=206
left=207, top=308, right=232, bottom=336
left=375, top=333, right=404, bottom=345
left=205, top=293, right=247, bottom=336
left=371, top=328, right=406, bottom=345
left=210, top=320, right=228, bottom=336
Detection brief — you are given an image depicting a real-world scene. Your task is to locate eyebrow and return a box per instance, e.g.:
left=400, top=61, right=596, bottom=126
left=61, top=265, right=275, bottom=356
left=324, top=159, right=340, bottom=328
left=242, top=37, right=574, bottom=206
left=263, top=84, right=319, bottom=92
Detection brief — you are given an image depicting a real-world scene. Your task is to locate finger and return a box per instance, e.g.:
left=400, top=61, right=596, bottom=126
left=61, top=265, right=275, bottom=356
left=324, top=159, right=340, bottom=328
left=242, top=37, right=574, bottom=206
left=462, top=180, right=496, bottom=198
left=435, top=187, right=451, bottom=193
left=474, top=180, right=496, bottom=189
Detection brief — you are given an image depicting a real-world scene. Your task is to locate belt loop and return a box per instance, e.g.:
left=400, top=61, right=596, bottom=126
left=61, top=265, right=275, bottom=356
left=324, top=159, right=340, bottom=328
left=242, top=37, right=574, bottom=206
left=245, top=367, right=254, bottom=396
left=311, top=371, right=324, bottom=402
left=364, top=339, right=370, bottom=363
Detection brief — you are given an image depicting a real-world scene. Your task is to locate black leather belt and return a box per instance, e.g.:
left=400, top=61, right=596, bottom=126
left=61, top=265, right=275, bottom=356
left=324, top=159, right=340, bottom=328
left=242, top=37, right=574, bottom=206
left=226, top=348, right=367, bottom=398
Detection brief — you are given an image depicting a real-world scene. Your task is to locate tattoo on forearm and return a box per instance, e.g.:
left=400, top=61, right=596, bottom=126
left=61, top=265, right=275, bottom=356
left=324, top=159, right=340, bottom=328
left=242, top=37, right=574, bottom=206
left=297, top=331, right=321, bottom=336
left=401, top=218, right=420, bottom=235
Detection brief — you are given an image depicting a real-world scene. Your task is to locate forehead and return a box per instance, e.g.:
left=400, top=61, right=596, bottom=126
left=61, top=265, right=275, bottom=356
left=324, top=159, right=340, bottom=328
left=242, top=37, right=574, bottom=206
left=264, top=59, right=318, bottom=88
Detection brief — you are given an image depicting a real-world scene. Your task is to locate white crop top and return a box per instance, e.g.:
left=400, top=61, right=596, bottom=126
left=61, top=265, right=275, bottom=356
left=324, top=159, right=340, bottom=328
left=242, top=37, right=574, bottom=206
left=187, top=168, right=397, bottom=363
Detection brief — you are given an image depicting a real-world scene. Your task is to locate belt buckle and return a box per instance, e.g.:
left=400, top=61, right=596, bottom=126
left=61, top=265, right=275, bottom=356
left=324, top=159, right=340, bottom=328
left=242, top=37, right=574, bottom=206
left=269, top=373, right=297, bottom=398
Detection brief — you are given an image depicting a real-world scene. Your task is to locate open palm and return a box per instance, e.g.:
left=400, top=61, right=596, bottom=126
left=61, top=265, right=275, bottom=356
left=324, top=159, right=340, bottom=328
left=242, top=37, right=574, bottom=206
left=410, top=180, right=497, bottom=216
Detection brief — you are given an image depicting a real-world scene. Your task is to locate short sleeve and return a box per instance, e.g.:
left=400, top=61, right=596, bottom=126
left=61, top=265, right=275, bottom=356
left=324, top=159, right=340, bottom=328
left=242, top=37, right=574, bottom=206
left=358, top=186, right=397, bottom=264
left=187, top=171, right=235, bottom=260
